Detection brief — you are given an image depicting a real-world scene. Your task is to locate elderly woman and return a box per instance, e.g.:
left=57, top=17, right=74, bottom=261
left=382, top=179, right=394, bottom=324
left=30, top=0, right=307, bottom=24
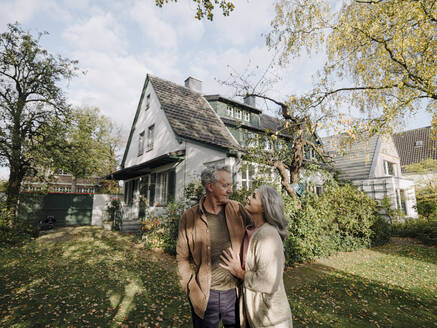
left=220, top=185, right=293, bottom=328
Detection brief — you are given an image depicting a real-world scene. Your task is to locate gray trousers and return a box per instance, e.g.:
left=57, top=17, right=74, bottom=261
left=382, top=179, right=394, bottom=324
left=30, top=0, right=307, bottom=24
left=191, top=289, right=239, bottom=328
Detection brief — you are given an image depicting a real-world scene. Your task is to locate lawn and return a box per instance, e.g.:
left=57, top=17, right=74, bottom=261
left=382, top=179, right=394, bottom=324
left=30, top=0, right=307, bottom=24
left=1, top=227, right=436, bottom=328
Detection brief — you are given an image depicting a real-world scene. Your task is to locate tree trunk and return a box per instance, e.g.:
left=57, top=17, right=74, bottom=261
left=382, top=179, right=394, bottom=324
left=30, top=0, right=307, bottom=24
left=273, top=160, right=296, bottom=197
left=71, top=176, right=77, bottom=193
left=290, top=125, right=304, bottom=184
left=5, top=166, right=25, bottom=227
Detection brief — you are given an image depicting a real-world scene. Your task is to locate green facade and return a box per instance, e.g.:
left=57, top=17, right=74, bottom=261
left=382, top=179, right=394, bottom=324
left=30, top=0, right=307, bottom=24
left=18, top=193, right=93, bottom=226
left=208, top=100, right=260, bottom=128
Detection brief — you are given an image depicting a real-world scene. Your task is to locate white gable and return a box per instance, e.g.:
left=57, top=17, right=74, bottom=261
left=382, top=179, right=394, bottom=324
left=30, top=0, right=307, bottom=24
left=124, top=79, right=182, bottom=169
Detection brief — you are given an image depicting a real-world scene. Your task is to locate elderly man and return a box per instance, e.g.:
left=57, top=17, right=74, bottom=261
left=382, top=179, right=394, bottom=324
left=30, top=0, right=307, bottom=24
left=176, top=165, right=252, bottom=327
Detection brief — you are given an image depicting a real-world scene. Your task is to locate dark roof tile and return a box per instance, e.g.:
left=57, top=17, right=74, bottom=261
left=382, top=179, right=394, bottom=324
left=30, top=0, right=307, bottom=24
left=393, top=126, right=437, bottom=166
left=149, top=75, right=239, bottom=150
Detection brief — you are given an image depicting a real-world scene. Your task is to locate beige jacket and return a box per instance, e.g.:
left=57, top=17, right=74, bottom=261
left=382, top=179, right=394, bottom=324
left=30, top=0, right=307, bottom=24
left=243, top=223, right=293, bottom=327
left=176, top=197, right=252, bottom=320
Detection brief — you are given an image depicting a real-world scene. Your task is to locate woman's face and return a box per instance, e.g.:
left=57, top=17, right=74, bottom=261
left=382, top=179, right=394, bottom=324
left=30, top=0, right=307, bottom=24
left=245, top=190, right=263, bottom=215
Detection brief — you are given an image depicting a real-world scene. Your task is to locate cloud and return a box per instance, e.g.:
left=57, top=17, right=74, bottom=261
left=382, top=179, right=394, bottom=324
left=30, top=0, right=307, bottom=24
left=63, top=12, right=126, bottom=53
left=0, top=0, right=40, bottom=28
left=129, top=0, right=205, bottom=50
left=211, top=0, right=274, bottom=46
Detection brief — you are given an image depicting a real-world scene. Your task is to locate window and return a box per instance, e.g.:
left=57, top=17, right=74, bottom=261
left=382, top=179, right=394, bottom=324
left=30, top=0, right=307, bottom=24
left=305, top=148, right=316, bottom=160
left=138, top=169, right=176, bottom=206
left=147, top=125, right=154, bottom=151
left=264, top=137, right=272, bottom=150
left=124, top=180, right=138, bottom=205
left=138, top=131, right=145, bottom=156
left=384, top=160, right=396, bottom=176
left=227, top=106, right=233, bottom=117
left=244, top=111, right=250, bottom=121
left=241, top=163, right=255, bottom=190
left=245, top=133, right=257, bottom=147
left=235, top=109, right=242, bottom=120
left=145, top=94, right=150, bottom=110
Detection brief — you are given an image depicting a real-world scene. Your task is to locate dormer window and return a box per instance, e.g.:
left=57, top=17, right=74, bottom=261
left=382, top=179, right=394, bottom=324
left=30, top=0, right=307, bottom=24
left=244, top=111, right=250, bottom=121
left=415, top=140, right=423, bottom=147
left=227, top=106, right=233, bottom=117
left=235, top=109, right=242, bottom=120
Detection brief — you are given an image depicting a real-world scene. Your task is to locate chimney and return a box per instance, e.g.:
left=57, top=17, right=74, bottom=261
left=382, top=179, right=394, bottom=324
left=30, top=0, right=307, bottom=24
left=244, top=95, right=256, bottom=108
left=184, top=76, right=202, bottom=93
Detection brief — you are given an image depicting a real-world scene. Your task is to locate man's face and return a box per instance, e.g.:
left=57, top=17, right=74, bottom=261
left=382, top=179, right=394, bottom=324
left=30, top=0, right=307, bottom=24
left=207, top=170, right=232, bottom=205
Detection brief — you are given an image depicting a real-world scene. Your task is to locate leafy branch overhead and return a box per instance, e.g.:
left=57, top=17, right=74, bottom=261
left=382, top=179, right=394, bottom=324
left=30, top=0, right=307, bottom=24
left=268, top=0, right=436, bottom=133
left=155, top=0, right=235, bottom=20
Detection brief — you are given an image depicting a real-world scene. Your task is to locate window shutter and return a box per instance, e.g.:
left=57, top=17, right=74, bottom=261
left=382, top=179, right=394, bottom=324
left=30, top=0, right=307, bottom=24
left=168, top=168, right=176, bottom=202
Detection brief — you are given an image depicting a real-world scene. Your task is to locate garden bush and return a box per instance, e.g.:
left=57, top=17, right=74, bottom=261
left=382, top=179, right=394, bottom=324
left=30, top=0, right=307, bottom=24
left=0, top=208, right=39, bottom=247
left=284, top=182, right=382, bottom=265
left=140, top=201, right=185, bottom=255
left=391, top=218, right=437, bottom=246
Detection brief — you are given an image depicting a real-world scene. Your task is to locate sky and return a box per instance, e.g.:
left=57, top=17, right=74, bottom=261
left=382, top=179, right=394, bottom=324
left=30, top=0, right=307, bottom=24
left=0, top=0, right=433, bottom=180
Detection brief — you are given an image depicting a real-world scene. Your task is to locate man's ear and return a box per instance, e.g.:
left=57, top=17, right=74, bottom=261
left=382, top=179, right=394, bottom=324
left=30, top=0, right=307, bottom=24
left=205, top=182, right=214, bottom=193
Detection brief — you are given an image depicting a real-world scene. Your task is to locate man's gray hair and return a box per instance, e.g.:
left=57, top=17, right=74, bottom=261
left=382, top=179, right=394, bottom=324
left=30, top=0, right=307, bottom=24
left=258, top=185, right=288, bottom=241
left=200, top=165, right=232, bottom=188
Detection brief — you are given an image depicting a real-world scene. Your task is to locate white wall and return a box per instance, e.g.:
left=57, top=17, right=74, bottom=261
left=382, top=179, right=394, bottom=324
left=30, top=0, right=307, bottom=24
left=373, top=135, right=402, bottom=178
left=91, top=194, right=111, bottom=225
left=175, top=141, right=229, bottom=200
left=124, top=80, right=183, bottom=168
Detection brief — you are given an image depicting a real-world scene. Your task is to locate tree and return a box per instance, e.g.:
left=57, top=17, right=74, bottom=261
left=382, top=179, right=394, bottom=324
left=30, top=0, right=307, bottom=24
left=222, top=66, right=331, bottom=198
left=53, top=107, right=121, bottom=193
left=155, top=0, right=235, bottom=20
left=0, top=23, right=79, bottom=225
left=268, top=0, right=436, bottom=134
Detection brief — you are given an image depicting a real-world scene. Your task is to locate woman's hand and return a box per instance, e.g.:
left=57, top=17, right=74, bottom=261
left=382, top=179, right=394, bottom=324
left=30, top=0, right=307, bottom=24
left=219, top=247, right=245, bottom=280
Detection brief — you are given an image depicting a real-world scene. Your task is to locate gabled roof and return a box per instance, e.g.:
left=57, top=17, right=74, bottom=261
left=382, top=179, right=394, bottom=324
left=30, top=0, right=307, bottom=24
left=393, top=126, right=437, bottom=166
left=149, top=75, right=239, bottom=150
left=322, top=134, right=380, bottom=181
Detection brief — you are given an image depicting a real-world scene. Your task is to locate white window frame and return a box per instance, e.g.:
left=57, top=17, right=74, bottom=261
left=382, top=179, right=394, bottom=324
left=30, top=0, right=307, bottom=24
left=147, top=125, right=154, bottom=151
left=227, top=106, right=233, bottom=117
left=384, top=160, right=396, bottom=176
left=235, top=109, right=242, bottom=120
left=244, top=111, right=250, bottom=121
left=138, top=131, right=145, bottom=156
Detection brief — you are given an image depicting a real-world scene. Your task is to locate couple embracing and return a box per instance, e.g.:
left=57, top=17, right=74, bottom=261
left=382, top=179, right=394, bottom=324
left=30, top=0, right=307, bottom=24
left=176, top=165, right=293, bottom=327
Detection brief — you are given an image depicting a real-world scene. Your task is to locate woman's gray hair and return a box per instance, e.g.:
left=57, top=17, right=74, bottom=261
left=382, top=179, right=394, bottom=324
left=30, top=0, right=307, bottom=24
left=258, top=185, right=288, bottom=241
left=201, top=165, right=231, bottom=188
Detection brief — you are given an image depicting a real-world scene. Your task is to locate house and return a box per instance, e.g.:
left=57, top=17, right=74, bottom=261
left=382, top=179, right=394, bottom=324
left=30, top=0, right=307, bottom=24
left=323, top=134, right=418, bottom=218
left=393, top=126, right=437, bottom=187
left=22, top=169, right=99, bottom=194
left=108, top=74, right=302, bottom=231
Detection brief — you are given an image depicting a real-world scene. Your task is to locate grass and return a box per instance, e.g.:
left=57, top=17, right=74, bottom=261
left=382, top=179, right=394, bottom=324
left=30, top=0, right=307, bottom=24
left=1, top=227, right=436, bottom=327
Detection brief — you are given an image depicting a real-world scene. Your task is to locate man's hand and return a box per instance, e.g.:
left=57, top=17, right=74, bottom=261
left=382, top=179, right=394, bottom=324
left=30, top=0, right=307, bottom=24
left=219, top=247, right=245, bottom=280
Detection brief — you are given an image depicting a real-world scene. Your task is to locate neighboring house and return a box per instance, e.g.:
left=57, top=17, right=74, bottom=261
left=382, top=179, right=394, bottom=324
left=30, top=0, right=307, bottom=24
left=22, top=169, right=99, bottom=193
left=108, top=74, right=317, bottom=231
left=393, top=126, right=437, bottom=187
left=323, top=134, right=418, bottom=218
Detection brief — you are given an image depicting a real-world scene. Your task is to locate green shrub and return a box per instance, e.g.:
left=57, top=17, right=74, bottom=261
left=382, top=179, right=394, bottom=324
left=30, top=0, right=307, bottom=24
left=140, top=201, right=185, bottom=255
left=414, top=185, right=437, bottom=220
left=0, top=207, right=39, bottom=247
left=370, top=215, right=391, bottom=246
left=284, top=183, right=381, bottom=264
left=391, top=218, right=437, bottom=246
